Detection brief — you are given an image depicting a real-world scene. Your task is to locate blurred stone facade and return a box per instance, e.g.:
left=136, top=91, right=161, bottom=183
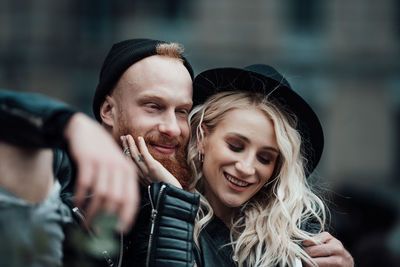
left=1, top=0, right=399, bottom=264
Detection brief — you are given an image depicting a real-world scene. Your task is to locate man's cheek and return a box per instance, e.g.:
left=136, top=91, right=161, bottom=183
left=182, top=130, right=190, bottom=144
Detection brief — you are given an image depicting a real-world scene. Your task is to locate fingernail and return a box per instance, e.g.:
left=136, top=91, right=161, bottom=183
left=116, top=220, right=127, bottom=233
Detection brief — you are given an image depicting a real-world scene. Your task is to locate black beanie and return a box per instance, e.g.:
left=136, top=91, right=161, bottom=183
left=92, top=38, right=194, bottom=122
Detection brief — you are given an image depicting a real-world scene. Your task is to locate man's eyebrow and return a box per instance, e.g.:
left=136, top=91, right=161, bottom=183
left=138, top=95, right=164, bottom=102
left=138, top=95, right=192, bottom=107
left=227, top=132, right=280, bottom=154
left=180, top=102, right=193, bottom=109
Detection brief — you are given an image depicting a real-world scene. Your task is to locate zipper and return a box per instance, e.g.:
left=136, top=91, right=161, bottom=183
left=72, top=207, right=95, bottom=236
left=72, top=207, right=116, bottom=267
left=146, top=184, right=167, bottom=267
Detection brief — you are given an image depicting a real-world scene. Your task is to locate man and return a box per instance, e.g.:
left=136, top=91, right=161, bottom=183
left=93, top=39, right=193, bottom=190
left=89, top=38, right=195, bottom=266
left=0, top=89, right=139, bottom=266
left=0, top=39, right=195, bottom=266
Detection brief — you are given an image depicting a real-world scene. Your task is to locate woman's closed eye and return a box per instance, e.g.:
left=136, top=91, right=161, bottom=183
left=257, top=155, right=271, bottom=165
left=228, top=142, right=243, bottom=152
left=257, top=151, right=278, bottom=165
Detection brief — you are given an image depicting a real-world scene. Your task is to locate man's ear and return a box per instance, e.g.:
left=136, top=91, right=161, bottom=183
left=100, top=95, right=116, bottom=128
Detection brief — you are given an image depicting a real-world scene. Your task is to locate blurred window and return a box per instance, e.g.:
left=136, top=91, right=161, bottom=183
left=287, top=0, right=322, bottom=34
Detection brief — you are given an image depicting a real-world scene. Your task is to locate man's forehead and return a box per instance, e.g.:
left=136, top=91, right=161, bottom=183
left=118, top=55, right=192, bottom=96
left=129, top=55, right=184, bottom=74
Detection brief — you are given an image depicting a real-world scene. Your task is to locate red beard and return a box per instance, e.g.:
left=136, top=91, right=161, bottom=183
left=117, top=123, right=192, bottom=190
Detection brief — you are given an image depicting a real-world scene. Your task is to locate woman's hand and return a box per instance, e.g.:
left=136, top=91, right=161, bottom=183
left=121, top=135, right=182, bottom=189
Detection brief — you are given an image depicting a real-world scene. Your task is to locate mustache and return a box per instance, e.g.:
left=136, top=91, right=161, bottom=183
left=144, top=133, right=183, bottom=148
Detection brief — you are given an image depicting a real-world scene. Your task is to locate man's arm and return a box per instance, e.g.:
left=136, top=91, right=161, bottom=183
left=0, top=89, right=139, bottom=232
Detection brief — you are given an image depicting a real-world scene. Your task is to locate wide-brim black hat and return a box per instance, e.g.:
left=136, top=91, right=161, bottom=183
left=193, top=64, right=324, bottom=176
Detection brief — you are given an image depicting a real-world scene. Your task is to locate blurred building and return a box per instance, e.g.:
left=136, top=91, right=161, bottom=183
left=1, top=0, right=399, bottom=265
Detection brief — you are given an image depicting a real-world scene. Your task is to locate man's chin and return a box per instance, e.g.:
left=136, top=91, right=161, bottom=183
left=151, top=152, right=178, bottom=172
left=150, top=149, right=192, bottom=190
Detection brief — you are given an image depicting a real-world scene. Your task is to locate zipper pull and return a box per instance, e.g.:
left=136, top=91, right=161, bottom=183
left=149, top=209, right=158, bottom=235
left=72, top=207, right=94, bottom=236
left=151, top=209, right=158, bottom=221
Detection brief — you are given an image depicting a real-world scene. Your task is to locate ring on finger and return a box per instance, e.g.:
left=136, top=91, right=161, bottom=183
left=138, top=154, right=143, bottom=162
left=123, top=147, right=131, bottom=155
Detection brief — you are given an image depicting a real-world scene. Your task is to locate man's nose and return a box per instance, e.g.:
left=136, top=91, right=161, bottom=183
left=158, top=111, right=181, bottom=138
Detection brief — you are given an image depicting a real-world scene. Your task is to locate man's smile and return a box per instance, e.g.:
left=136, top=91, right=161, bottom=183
left=150, top=142, right=177, bottom=155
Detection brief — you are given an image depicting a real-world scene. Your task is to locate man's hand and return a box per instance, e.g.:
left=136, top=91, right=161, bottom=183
left=303, top=232, right=354, bottom=267
left=64, top=113, right=139, bottom=233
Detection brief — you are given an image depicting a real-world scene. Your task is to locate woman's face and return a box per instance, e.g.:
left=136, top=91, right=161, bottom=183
left=201, top=107, right=279, bottom=218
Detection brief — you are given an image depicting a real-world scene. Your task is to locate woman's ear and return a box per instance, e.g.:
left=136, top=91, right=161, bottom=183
left=197, top=123, right=209, bottom=153
left=201, top=123, right=208, bottom=137
left=100, top=95, right=116, bottom=128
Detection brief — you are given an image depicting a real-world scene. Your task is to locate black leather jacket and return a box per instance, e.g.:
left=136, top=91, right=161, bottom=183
left=130, top=183, right=199, bottom=266
left=130, top=182, right=236, bottom=267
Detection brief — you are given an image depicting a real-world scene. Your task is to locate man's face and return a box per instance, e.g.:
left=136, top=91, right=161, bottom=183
left=103, top=55, right=193, bottom=187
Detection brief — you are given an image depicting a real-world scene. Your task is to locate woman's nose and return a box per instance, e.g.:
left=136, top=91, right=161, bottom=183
left=235, top=159, right=255, bottom=176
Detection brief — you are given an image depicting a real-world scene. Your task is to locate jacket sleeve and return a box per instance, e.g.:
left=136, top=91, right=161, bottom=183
left=0, top=89, right=76, bottom=148
left=146, top=182, right=200, bottom=267
left=53, top=148, right=76, bottom=207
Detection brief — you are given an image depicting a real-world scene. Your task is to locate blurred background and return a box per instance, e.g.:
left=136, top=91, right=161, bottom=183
left=1, top=0, right=399, bottom=265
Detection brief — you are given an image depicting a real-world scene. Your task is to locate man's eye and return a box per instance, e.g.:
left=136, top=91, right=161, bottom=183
left=177, top=109, right=189, bottom=115
left=146, top=103, right=160, bottom=110
left=228, top=143, right=242, bottom=152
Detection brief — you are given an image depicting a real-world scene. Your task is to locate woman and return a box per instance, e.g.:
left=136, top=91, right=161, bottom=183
left=122, top=64, right=326, bottom=267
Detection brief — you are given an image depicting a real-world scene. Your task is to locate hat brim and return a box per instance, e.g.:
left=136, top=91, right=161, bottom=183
left=193, top=67, right=324, bottom=176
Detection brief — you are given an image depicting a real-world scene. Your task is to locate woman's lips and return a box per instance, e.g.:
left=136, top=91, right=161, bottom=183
left=224, top=172, right=251, bottom=192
